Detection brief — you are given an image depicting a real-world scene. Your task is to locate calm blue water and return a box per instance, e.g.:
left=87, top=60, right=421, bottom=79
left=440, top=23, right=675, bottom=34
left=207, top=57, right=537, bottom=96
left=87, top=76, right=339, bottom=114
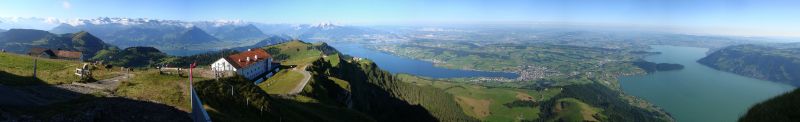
left=619, top=45, right=796, bottom=122
left=328, top=43, right=519, bottom=79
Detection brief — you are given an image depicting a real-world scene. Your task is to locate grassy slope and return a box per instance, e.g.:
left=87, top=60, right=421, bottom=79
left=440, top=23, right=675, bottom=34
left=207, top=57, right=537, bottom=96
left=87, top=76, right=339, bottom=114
left=398, top=74, right=562, bottom=121
left=298, top=42, right=477, bottom=121
left=258, top=70, right=304, bottom=94
left=540, top=83, right=671, bottom=122
left=256, top=40, right=324, bottom=94
left=0, top=53, right=190, bottom=121
left=329, top=58, right=476, bottom=121
left=320, top=54, right=349, bottom=90
left=192, top=40, right=373, bottom=121
left=114, top=69, right=207, bottom=111
left=195, top=76, right=373, bottom=122
left=548, top=98, right=604, bottom=122
left=0, top=52, right=119, bottom=85
left=263, top=40, right=323, bottom=66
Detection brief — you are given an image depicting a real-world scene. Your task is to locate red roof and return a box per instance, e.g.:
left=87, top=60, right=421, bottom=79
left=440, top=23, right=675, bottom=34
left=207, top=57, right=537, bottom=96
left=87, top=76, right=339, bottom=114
left=29, top=47, right=55, bottom=57
left=54, top=50, right=82, bottom=59
left=224, top=48, right=271, bottom=68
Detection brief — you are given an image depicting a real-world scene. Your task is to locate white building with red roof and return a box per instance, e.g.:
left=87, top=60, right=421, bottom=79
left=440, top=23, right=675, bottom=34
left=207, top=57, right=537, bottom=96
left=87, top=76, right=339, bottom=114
left=211, top=48, right=277, bottom=83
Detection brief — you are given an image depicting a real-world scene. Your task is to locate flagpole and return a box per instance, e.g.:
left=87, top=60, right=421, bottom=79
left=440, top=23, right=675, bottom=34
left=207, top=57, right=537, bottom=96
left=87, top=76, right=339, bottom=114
left=189, top=62, right=195, bottom=110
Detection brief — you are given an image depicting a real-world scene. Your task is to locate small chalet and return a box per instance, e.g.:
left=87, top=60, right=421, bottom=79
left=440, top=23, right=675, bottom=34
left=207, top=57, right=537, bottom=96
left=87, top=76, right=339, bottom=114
left=211, top=48, right=279, bottom=84
left=28, top=47, right=56, bottom=58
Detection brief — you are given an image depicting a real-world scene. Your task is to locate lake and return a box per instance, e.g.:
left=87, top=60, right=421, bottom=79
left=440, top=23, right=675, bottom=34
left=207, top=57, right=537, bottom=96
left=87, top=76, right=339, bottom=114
left=328, top=43, right=519, bottom=79
left=162, top=49, right=217, bottom=56
left=619, top=45, right=796, bottom=122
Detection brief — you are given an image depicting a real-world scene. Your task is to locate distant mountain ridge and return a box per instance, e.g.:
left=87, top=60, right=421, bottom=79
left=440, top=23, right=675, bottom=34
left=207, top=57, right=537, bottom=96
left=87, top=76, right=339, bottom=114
left=698, top=44, right=800, bottom=86
left=179, top=26, right=221, bottom=44
left=197, top=24, right=267, bottom=41
left=253, top=23, right=401, bottom=42
left=101, top=46, right=170, bottom=67
left=298, top=23, right=397, bottom=42
left=48, top=18, right=222, bottom=50
left=0, top=29, right=113, bottom=56
left=49, top=23, right=81, bottom=34
left=229, top=35, right=291, bottom=51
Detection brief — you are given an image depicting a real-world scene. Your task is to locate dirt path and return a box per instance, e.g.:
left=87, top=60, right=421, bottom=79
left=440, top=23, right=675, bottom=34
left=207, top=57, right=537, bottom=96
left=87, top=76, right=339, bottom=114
left=71, top=73, right=133, bottom=92
left=288, top=65, right=311, bottom=94
left=0, top=73, right=132, bottom=106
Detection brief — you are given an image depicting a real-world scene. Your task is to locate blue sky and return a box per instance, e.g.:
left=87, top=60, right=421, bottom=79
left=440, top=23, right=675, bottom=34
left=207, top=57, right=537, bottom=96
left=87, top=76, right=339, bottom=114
left=0, top=0, right=798, bottom=37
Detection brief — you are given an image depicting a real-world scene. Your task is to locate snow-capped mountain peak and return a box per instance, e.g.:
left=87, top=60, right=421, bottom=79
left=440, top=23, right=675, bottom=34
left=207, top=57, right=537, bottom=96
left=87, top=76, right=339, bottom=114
left=312, top=22, right=339, bottom=30
left=52, top=17, right=193, bottom=27
left=208, top=19, right=247, bottom=27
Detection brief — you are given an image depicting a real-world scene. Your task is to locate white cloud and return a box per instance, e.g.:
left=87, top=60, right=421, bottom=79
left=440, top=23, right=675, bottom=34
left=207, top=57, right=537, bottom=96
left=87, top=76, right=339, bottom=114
left=62, top=1, right=71, bottom=9
left=45, top=17, right=61, bottom=24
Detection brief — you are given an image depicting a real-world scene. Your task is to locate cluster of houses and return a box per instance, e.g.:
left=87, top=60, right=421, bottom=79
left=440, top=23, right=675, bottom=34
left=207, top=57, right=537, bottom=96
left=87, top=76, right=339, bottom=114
left=28, top=47, right=86, bottom=61
left=211, top=48, right=280, bottom=84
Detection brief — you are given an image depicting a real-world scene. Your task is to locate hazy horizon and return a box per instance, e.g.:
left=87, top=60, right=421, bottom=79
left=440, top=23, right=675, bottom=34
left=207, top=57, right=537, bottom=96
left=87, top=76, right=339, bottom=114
left=1, top=0, right=799, bottom=38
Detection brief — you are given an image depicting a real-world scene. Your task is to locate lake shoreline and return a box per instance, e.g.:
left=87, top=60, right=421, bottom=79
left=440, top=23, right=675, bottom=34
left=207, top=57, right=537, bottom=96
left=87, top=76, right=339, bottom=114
left=619, top=45, right=795, bottom=122
left=328, top=43, right=520, bottom=79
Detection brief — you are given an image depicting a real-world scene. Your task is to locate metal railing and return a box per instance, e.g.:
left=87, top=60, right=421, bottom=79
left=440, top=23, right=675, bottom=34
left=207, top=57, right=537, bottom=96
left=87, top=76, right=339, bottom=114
left=190, top=63, right=212, bottom=122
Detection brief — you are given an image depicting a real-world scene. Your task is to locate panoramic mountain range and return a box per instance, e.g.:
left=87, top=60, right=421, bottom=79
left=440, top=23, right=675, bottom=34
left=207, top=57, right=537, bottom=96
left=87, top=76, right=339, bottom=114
left=193, top=22, right=267, bottom=42
left=1, top=17, right=402, bottom=55
left=266, top=22, right=402, bottom=42
left=48, top=18, right=226, bottom=53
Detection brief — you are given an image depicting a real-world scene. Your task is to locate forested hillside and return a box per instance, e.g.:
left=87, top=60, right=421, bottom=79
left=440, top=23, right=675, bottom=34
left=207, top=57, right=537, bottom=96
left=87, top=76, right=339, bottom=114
left=92, top=46, right=170, bottom=67
left=740, top=88, right=800, bottom=122
left=0, top=29, right=115, bottom=56
left=698, top=44, right=800, bottom=86
left=194, top=76, right=374, bottom=122
left=310, top=54, right=478, bottom=121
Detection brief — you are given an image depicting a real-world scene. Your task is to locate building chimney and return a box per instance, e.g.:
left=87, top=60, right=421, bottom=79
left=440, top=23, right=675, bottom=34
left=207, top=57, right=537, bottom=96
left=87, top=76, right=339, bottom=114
left=246, top=57, right=251, bottom=62
left=247, top=49, right=252, bottom=51
left=238, top=59, right=242, bottom=62
left=255, top=55, right=258, bottom=59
